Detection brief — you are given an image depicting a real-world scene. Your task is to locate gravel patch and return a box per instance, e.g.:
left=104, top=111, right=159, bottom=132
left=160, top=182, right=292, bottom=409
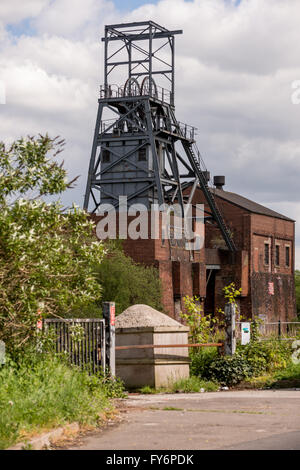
left=115, top=304, right=182, bottom=328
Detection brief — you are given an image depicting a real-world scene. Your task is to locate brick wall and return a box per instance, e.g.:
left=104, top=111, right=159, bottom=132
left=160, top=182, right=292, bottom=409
left=90, top=189, right=296, bottom=321
left=91, top=210, right=206, bottom=319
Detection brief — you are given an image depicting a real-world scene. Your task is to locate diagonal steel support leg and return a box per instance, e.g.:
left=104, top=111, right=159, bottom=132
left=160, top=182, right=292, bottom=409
left=144, top=100, right=165, bottom=206
left=84, top=102, right=104, bottom=211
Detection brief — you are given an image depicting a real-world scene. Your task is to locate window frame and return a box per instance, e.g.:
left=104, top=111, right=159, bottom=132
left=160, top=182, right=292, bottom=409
left=275, top=243, right=280, bottom=267
left=285, top=245, right=290, bottom=267
left=264, top=242, right=270, bottom=266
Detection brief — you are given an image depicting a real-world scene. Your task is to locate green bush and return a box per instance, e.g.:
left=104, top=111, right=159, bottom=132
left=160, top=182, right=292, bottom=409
left=0, top=354, right=125, bottom=449
left=95, top=242, right=163, bottom=315
left=236, top=340, right=292, bottom=374
left=206, top=356, right=253, bottom=386
left=0, top=135, right=105, bottom=354
left=199, top=340, right=294, bottom=386
left=181, top=297, right=220, bottom=344
left=190, top=347, right=219, bottom=377
left=189, top=338, right=294, bottom=387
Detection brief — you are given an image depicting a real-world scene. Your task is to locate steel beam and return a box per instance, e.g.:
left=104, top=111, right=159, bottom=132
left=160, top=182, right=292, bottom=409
left=102, top=31, right=183, bottom=42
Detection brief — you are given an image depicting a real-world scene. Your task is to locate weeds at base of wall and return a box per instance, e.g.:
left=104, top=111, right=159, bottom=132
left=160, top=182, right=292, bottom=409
left=137, top=377, right=219, bottom=395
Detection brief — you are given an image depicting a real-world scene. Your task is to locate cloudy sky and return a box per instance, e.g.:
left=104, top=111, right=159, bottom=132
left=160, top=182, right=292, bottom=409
left=1, top=0, right=300, bottom=266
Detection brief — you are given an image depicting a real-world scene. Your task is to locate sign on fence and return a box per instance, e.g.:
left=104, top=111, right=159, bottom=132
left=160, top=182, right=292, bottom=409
left=241, top=322, right=251, bottom=345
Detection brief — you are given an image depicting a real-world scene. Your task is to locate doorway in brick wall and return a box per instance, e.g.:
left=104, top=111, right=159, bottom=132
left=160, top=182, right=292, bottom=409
left=205, top=269, right=216, bottom=316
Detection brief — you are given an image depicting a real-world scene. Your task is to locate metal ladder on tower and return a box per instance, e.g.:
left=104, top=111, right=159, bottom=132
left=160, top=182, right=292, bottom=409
left=182, top=140, right=237, bottom=253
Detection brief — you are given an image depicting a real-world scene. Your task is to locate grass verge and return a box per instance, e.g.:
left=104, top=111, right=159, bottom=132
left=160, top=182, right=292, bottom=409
left=0, top=355, right=125, bottom=449
left=170, top=376, right=219, bottom=393
left=238, top=363, right=300, bottom=390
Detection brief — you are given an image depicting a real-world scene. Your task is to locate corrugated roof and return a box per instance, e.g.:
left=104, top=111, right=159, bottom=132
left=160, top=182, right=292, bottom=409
left=211, top=188, right=295, bottom=222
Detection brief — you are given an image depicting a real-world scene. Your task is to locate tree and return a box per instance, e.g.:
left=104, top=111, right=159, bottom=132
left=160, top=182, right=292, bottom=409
left=0, top=135, right=105, bottom=354
left=95, top=242, right=163, bottom=315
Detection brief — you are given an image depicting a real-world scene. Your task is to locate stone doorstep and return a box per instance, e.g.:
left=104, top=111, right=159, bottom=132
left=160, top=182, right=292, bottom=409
left=7, top=422, right=80, bottom=450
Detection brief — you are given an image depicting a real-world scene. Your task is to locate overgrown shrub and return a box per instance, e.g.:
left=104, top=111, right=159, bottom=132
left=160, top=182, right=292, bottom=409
left=190, top=347, right=219, bottom=377
left=0, top=136, right=105, bottom=355
left=181, top=296, right=223, bottom=344
left=95, top=242, right=163, bottom=315
left=236, top=340, right=292, bottom=373
left=206, top=356, right=253, bottom=386
left=202, top=341, right=293, bottom=386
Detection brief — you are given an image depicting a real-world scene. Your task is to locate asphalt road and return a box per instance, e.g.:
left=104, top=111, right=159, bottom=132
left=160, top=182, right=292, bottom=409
left=67, top=390, right=300, bottom=450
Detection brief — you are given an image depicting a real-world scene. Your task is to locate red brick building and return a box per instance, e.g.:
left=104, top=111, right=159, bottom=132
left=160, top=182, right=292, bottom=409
left=186, top=182, right=296, bottom=322
left=93, top=181, right=296, bottom=323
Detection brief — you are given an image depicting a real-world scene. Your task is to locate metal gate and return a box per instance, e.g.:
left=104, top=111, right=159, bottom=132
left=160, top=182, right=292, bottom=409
left=44, top=318, right=106, bottom=373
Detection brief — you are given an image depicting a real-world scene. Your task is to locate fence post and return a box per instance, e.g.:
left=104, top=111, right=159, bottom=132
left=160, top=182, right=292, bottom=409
left=0, top=341, right=5, bottom=365
left=278, top=319, right=281, bottom=339
left=224, top=303, right=236, bottom=355
left=102, top=302, right=116, bottom=376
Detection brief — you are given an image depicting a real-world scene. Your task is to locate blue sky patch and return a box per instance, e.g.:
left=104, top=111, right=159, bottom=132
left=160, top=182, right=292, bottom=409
left=6, top=18, right=36, bottom=38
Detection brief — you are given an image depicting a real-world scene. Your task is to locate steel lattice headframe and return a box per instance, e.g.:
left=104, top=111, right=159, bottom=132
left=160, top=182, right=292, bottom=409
left=84, top=21, right=236, bottom=252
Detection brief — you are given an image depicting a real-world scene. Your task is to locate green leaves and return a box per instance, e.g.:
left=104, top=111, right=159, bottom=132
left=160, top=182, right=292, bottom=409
left=207, top=356, right=253, bottom=386
left=0, top=354, right=124, bottom=449
left=181, top=296, right=219, bottom=344
left=0, top=135, right=70, bottom=204
left=94, top=241, right=163, bottom=316
left=217, top=282, right=243, bottom=321
left=222, top=282, right=242, bottom=304
left=0, top=135, right=105, bottom=355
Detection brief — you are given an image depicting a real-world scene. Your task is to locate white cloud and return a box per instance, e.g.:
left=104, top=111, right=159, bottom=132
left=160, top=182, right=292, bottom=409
left=3, top=35, right=100, bottom=81
left=32, top=0, right=117, bottom=39
left=0, top=0, right=49, bottom=24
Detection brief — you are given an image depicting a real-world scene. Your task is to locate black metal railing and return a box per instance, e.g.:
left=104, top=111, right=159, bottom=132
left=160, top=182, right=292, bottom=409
left=100, top=83, right=172, bottom=105
left=43, top=318, right=106, bottom=373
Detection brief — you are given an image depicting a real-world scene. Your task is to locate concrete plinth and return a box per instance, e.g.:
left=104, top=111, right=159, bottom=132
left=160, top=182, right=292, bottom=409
left=115, top=305, right=190, bottom=389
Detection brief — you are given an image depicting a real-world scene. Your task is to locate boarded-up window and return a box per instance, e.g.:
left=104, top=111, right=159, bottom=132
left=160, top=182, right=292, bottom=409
left=253, top=248, right=259, bottom=272
left=275, top=245, right=280, bottom=266
left=285, top=246, right=290, bottom=267
left=264, top=243, right=270, bottom=265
